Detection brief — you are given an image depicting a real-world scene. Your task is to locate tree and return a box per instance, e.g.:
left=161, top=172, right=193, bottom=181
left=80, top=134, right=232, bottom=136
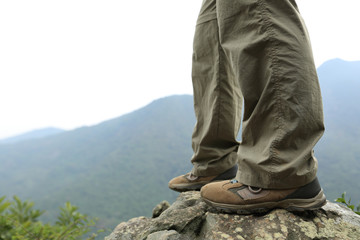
left=0, top=196, right=103, bottom=240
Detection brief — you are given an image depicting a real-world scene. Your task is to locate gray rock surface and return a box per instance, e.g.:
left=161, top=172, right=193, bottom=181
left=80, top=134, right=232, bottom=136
left=105, top=191, right=360, bottom=240
left=152, top=200, right=170, bottom=218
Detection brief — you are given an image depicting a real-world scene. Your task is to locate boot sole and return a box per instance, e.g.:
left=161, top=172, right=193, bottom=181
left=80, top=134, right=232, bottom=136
left=169, top=181, right=219, bottom=192
left=202, top=190, right=327, bottom=214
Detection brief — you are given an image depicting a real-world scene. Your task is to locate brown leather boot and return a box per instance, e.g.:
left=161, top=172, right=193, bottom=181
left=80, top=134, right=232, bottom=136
left=168, top=165, right=238, bottom=192
left=200, top=178, right=326, bottom=214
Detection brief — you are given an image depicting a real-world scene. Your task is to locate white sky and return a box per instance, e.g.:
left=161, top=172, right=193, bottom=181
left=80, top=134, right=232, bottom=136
left=0, top=0, right=359, bottom=139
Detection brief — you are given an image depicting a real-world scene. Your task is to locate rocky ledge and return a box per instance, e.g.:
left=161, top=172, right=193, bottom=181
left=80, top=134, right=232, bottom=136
left=105, top=191, right=360, bottom=240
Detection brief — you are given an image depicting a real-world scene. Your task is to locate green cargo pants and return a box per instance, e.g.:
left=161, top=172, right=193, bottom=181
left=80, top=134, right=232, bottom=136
left=191, top=0, right=324, bottom=189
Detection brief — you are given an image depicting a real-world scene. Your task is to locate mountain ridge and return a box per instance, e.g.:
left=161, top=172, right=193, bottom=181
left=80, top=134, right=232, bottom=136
left=0, top=127, right=65, bottom=144
left=0, top=94, right=196, bottom=230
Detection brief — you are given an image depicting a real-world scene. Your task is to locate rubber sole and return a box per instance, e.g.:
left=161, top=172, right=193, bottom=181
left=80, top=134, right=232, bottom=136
left=169, top=184, right=204, bottom=192
left=202, top=190, right=327, bottom=214
left=169, top=181, right=219, bottom=192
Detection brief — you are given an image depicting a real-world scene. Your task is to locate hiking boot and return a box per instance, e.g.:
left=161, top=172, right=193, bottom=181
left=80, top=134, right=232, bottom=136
left=168, top=165, right=238, bottom=192
left=200, top=177, right=326, bottom=214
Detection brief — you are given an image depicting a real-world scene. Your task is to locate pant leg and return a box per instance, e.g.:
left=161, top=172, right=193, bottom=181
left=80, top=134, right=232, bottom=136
left=216, top=0, right=325, bottom=189
left=191, top=0, right=242, bottom=176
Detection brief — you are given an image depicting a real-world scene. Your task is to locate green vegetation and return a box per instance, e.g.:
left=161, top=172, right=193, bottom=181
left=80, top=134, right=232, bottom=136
left=0, top=95, right=195, bottom=236
left=0, top=196, right=102, bottom=240
left=335, top=193, right=360, bottom=215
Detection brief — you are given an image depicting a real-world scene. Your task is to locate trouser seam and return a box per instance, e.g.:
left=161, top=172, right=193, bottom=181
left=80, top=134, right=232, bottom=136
left=257, top=0, right=284, bottom=172
left=216, top=15, right=222, bottom=137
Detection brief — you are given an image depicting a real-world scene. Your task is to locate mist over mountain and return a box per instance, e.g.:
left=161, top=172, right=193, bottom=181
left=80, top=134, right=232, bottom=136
left=316, top=58, right=360, bottom=204
left=0, top=95, right=195, bottom=230
left=0, top=127, right=64, bottom=144
left=318, top=58, right=360, bottom=127
left=0, top=59, right=359, bottom=235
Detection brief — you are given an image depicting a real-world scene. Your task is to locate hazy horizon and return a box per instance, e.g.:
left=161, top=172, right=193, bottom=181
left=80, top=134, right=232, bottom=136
left=1, top=0, right=359, bottom=139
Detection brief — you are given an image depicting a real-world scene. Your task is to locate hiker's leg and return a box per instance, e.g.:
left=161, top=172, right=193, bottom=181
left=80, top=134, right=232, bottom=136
left=216, top=0, right=324, bottom=188
left=191, top=0, right=242, bottom=176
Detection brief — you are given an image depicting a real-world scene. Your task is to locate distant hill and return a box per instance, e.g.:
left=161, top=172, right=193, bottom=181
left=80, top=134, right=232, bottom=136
left=316, top=58, right=360, bottom=204
left=0, top=95, right=195, bottom=231
left=0, top=127, right=64, bottom=144
left=0, top=59, right=359, bottom=237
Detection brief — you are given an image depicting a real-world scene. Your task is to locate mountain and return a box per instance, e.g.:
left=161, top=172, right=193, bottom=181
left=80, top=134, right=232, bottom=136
left=0, top=95, right=196, bottom=232
left=0, top=59, right=359, bottom=237
left=0, top=127, right=64, bottom=144
left=318, top=58, right=360, bottom=128
left=315, top=58, right=360, bottom=204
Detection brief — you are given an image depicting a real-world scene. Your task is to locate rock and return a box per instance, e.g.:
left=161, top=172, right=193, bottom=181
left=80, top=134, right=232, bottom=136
left=146, top=230, right=181, bottom=240
left=152, top=200, right=170, bottom=218
left=105, top=191, right=360, bottom=240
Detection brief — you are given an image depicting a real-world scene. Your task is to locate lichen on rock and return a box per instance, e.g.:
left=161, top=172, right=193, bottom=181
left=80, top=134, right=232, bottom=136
left=105, top=191, right=360, bottom=240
